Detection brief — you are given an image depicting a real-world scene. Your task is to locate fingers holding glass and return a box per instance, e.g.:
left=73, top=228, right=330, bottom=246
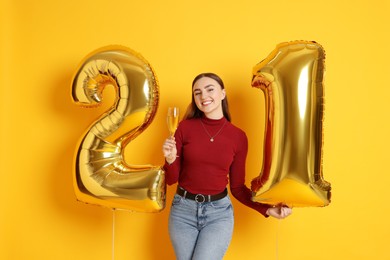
left=163, top=137, right=177, bottom=164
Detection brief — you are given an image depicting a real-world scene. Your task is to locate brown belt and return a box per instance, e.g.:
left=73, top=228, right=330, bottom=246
left=176, top=186, right=227, bottom=203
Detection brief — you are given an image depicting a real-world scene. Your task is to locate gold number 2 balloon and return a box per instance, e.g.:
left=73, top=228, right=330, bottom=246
left=71, top=46, right=165, bottom=212
left=251, top=41, right=331, bottom=207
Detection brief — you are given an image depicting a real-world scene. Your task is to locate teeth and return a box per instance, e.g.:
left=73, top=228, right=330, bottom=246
left=202, top=101, right=212, bottom=105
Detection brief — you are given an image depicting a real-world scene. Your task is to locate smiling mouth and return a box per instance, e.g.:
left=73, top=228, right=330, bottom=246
left=202, top=100, right=213, bottom=106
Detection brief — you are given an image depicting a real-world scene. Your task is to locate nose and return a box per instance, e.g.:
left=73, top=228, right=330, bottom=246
left=200, top=91, right=208, bottom=99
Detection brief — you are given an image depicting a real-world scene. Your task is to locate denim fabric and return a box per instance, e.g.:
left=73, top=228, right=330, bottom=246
left=168, top=194, right=234, bottom=260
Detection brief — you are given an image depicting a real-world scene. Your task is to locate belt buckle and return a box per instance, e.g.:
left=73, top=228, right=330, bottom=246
left=195, top=194, right=206, bottom=203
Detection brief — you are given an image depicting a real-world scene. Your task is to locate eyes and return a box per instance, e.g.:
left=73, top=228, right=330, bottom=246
left=193, top=87, right=214, bottom=96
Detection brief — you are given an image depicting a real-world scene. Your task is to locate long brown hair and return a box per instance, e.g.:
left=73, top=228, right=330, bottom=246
left=183, top=72, right=231, bottom=122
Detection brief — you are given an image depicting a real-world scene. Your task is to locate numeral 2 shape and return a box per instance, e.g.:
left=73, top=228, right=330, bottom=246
left=71, top=46, right=165, bottom=212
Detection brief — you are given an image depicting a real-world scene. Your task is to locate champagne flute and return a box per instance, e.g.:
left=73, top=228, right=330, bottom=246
left=167, top=107, right=179, bottom=137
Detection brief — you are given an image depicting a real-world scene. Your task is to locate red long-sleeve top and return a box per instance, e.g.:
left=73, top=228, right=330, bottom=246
left=164, top=116, right=269, bottom=217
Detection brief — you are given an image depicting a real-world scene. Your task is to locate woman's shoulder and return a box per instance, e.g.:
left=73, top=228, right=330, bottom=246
left=178, top=118, right=200, bottom=128
left=226, top=121, right=247, bottom=139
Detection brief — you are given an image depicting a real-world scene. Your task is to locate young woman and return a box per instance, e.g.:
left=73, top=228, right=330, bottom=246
left=162, top=73, right=291, bottom=260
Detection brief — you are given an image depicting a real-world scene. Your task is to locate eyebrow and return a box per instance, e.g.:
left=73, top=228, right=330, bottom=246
left=193, top=84, right=214, bottom=93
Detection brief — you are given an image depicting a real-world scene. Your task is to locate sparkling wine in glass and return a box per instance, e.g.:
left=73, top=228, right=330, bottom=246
left=167, top=107, right=179, bottom=136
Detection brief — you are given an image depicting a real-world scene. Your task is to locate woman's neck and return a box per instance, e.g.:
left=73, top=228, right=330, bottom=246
left=203, top=110, right=224, bottom=120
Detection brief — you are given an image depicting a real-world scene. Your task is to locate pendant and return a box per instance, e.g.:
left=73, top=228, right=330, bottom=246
left=210, top=138, right=214, bottom=142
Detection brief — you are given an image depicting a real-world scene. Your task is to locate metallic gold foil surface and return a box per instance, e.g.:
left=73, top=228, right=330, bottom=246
left=251, top=41, right=331, bottom=207
left=71, top=46, right=165, bottom=212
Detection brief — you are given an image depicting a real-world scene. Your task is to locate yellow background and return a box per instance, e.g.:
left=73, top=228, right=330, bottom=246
left=1, top=0, right=389, bottom=259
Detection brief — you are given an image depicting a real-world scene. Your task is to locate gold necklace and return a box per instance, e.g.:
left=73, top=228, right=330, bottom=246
left=200, top=119, right=227, bottom=142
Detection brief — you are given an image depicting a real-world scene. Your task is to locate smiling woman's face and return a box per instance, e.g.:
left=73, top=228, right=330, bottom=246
left=192, top=76, right=226, bottom=119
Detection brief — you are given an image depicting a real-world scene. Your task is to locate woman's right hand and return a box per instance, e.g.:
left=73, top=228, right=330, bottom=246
left=162, top=136, right=177, bottom=164
left=266, top=205, right=292, bottom=219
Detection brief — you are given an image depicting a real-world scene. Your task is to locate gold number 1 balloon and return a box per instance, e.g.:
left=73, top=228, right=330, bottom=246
left=71, top=46, right=165, bottom=212
left=251, top=41, right=331, bottom=207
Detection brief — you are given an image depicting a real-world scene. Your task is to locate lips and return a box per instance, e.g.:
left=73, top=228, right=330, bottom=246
left=202, top=100, right=213, bottom=106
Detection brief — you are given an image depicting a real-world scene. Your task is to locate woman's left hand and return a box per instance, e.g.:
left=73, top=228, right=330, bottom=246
left=266, top=205, right=292, bottom=219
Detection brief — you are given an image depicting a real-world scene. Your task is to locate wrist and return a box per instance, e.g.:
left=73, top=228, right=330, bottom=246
left=166, top=156, right=175, bottom=165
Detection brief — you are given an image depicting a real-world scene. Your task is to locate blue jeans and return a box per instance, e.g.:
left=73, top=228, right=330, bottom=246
left=168, top=194, right=234, bottom=260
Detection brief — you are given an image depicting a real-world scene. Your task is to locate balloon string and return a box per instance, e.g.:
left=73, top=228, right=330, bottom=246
left=112, top=208, right=116, bottom=260
left=276, top=219, right=281, bottom=260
